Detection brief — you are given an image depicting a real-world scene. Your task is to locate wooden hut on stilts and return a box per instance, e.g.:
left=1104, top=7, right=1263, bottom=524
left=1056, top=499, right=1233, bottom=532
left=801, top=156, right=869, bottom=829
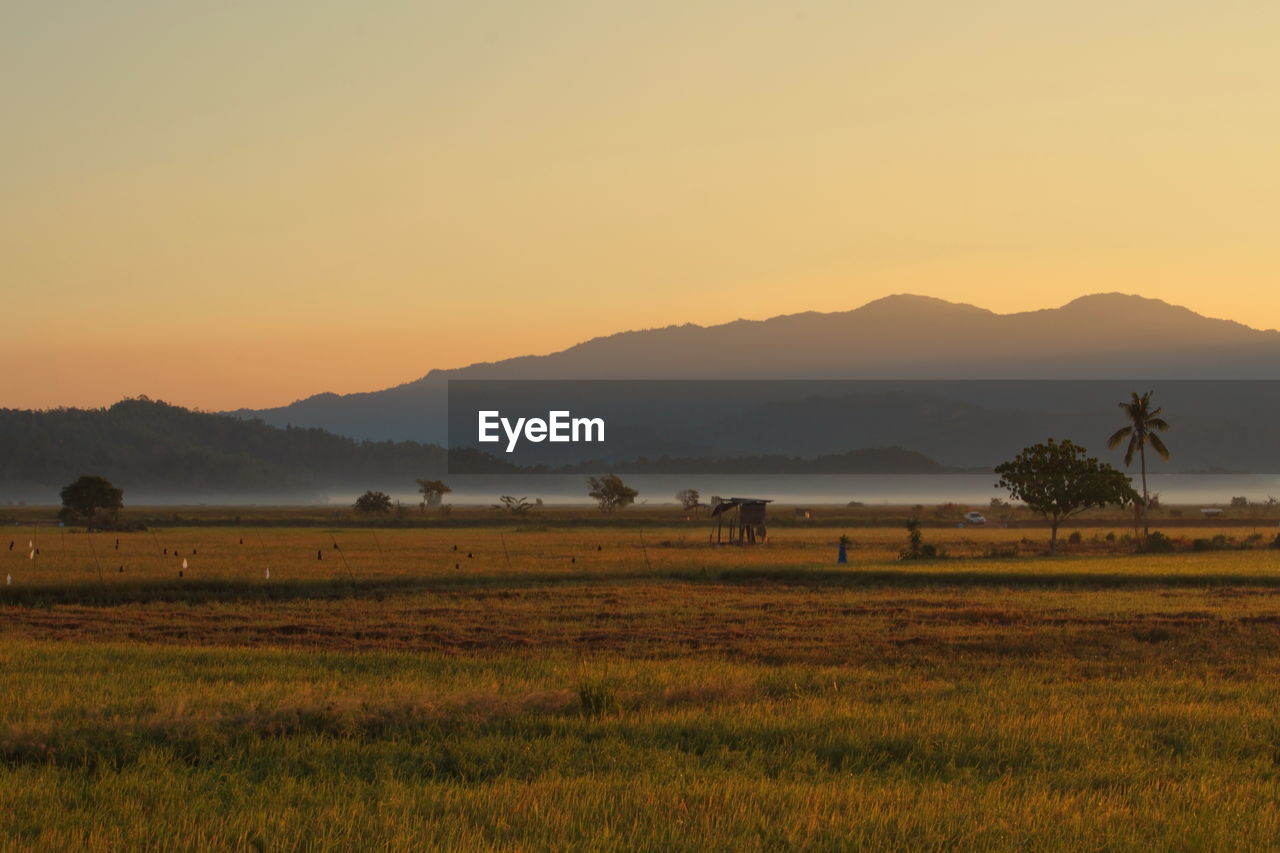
left=710, top=497, right=771, bottom=545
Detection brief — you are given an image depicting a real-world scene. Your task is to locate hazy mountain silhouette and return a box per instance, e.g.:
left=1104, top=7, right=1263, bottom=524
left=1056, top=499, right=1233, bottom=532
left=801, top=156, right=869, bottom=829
left=233, top=294, right=1280, bottom=443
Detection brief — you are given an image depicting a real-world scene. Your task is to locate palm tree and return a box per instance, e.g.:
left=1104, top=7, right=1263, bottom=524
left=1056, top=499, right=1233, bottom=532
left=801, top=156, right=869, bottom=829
left=1107, top=391, right=1170, bottom=536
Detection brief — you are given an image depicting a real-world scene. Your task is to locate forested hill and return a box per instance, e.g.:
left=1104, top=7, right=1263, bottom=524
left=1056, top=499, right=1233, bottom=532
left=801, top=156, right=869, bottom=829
left=0, top=398, right=453, bottom=499
left=3, top=398, right=976, bottom=502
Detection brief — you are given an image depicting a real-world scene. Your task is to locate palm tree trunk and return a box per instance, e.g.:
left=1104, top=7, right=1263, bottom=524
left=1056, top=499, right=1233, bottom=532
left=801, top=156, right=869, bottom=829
left=1140, top=441, right=1149, bottom=537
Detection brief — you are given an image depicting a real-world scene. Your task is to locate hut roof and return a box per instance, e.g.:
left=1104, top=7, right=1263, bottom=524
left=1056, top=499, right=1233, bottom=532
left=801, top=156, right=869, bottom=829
left=710, top=497, right=772, bottom=516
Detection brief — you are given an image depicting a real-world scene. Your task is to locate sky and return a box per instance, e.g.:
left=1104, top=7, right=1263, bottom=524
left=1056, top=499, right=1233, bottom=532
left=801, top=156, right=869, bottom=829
left=3, top=0, right=1278, bottom=411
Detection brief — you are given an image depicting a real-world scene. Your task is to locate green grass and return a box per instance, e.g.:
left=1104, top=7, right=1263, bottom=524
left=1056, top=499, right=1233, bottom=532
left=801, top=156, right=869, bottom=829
left=4, top=524, right=1280, bottom=849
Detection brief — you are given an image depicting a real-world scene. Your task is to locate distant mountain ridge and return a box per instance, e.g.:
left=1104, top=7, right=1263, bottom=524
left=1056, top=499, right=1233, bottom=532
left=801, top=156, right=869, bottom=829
left=232, top=294, right=1280, bottom=443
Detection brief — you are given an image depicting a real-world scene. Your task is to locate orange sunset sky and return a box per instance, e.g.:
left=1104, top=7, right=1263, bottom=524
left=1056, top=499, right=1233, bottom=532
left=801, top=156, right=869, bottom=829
left=3, top=1, right=1278, bottom=411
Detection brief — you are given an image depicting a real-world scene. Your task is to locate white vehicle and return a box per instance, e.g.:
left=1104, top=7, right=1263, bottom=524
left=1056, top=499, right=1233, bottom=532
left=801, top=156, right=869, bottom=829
left=963, top=511, right=987, bottom=525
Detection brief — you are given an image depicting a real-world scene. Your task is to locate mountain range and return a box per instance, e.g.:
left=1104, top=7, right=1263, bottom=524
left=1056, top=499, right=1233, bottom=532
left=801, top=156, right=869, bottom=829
left=6, top=293, right=1279, bottom=501
left=233, top=293, right=1280, bottom=445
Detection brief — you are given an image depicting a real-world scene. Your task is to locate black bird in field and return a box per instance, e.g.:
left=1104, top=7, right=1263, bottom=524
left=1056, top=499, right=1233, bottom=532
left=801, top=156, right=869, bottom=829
left=597, top=545, right=603, bottom=551
left=118, top=566, right=124, bottom=573
left=467, top=552, right=473, bottom=559
left=454, top=562, right=460, bottom=569
left=178, top=570, right=184, bottom=578
left=7, top=541, right=12, bottom=551
left=571, top=557, right=576, bottom=564
left=317, top=549, right=323, bottom=560
left=192, top=549, right=197, bottom=555
left=453, top=544, right=458, bottom=551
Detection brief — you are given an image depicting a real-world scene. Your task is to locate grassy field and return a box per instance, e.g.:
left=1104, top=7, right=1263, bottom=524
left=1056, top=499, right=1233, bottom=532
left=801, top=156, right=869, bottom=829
left=4, top=519, right=1280, bottom=850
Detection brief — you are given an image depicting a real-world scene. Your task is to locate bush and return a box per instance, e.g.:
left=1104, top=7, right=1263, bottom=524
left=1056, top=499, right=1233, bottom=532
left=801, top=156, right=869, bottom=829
left=1067, top=531, right=1082, bottom=544
left=492, top=496, right=534, bottom=515
left=1142, top=531, right=1176, bottom=553
left=1192, top=534, right=1235, bottom=552
left=1230, top=496, right=1249, bottom=507
left=900, top=518, right=941, bottom=560
left=353, top=490, right=392, bottom=514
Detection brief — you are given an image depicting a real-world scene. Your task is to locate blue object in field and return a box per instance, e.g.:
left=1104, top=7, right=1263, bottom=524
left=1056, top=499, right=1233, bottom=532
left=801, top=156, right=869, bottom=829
left=837, top=541, right=847, bottom=564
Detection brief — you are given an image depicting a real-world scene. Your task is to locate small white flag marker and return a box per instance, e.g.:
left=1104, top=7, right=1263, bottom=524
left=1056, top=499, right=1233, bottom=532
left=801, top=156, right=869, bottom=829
left=29, top=550, right=34, bottom=560
left=5, top=574, right=10, bottom=585
left=182, top=558, right=188, bottom=569
left=264, top=568, right=270, bottom=579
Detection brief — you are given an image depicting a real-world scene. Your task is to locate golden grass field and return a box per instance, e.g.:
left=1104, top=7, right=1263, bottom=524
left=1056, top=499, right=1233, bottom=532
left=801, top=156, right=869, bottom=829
left=4, top=515, right=1280, bottom=850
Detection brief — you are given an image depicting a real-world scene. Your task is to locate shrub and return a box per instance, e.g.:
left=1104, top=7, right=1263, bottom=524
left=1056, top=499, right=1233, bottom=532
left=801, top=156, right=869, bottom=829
left=1192, top=535, right=1235, bottom=552
left=1142, top=531, right=1176, bottom=553
left=353, top=490, right=392, bottom=515
left=492, top=496, right=534, bottom=515
left=1067, top=531, right=1082, bottom=544
left=900, top=518, right=940, bottom=560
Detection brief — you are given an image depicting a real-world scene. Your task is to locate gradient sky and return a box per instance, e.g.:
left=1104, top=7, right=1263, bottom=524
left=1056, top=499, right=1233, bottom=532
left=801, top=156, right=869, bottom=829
left=3, top=1, right=1278, bottom=411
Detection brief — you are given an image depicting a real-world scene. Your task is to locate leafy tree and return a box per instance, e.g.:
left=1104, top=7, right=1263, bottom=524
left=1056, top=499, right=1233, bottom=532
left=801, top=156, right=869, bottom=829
left=995, top=439, right=1137, bottom=554
left=675, top=488, right=701, bottom=512
left=58, top=475, right=124, bottom=529
left=588, top=474, right=638, bottom=514
left=353, top=490, right=393, bottom=514
left=1107, top=391, right=1170, bottom=537
left=415, top=478, right=452, bottom=511
left=492, top=495, right=534, bottom=515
